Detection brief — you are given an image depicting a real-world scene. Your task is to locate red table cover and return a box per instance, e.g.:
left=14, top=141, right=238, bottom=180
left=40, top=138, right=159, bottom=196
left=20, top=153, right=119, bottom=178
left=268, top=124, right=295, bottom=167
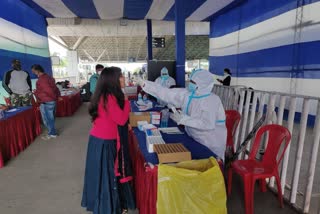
left=129, top=130, right=158, bottom=214
left=128, top=130, right=224, bottom=214
left=0, top=107, right=42, bottom=168
left=56, top=91, right=82, bottom=117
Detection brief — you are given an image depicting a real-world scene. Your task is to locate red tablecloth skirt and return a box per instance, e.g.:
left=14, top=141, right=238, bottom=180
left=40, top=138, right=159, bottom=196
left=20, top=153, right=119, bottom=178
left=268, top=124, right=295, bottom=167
left=0, top=107, right=42, bottom=168
left=129, top=130, right=158, bottom=214
left=56, top=92, right=82, bottom=117
left=128, top=130, right=224, bottom=214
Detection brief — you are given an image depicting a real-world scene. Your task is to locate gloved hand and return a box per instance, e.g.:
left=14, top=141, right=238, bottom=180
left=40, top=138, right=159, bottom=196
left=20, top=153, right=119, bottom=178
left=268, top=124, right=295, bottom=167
left=170, top=111, right=184, bottom=125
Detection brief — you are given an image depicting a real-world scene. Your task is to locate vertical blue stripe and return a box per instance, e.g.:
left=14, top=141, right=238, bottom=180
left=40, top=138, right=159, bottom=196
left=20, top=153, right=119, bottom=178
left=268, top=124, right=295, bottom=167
left=147, top=19, right=153, bottom=60
left=20, top=0, right=54, bottom=18
left=164, top=0, right=207, bottom=21
left=0, top=0, right=48, bottom=36
left=62, top=0, right=99, bottom=18
left=175, top=0, right=186, bottom=87
left=124, top=0, right=153, bottom=19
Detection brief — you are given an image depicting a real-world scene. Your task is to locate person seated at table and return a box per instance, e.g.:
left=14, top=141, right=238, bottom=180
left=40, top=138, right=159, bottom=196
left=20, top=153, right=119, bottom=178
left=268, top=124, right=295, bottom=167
left=89, top=64, right=104, bottom=94
left=82, top=67, right=135, bottom=214
left=155, top=67, right=176, bottom=88
left=56, top=82, right=64, bottom=91
left=31, top=64, right=61, bottom=140
left=141, top=69, right=227, bottom=162
left=154, top=67, right=176, bottom=105
left=2, top=59, right=33, bottom=107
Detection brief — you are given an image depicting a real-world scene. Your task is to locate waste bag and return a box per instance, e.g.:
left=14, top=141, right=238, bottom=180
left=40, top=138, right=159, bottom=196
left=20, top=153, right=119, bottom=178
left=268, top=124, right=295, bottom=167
left=157, top=157, right=227, bottom=214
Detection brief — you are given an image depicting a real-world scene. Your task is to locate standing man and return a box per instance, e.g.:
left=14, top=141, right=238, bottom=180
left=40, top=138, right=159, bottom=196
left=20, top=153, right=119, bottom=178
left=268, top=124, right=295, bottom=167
left=2, top=59, right=33, bottom=107
left=32, top=64, right=61, bottom=140
left=90, top=64, right=104, bottom=94
left=217, top=68, right=232, bottom=86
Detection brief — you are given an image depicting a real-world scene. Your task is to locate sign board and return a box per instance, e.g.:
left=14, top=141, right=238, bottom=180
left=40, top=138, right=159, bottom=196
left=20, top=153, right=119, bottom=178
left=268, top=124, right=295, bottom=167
left=152, top=37, right=165, bottom=48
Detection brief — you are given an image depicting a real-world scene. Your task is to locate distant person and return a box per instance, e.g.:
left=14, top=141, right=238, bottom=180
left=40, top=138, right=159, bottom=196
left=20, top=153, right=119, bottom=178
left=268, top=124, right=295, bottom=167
left=56, top=82, right=63, bottom=91
left=90, top=64, right=104, bottom=94
left=155, top=67, right=176, bottom=105
left=217, top=68, right=232, bottom=86
left=2, top=59, right=32, bottom=107
left=155, top=67, right=176, bottom=88
left=31, top=64, right=61, bottom=140
left=82, top=67, right=135, bottom=214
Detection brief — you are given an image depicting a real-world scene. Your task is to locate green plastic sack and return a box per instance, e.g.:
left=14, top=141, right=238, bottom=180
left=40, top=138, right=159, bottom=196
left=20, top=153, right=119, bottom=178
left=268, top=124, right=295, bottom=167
left=157, top=157, right=227, bottom=214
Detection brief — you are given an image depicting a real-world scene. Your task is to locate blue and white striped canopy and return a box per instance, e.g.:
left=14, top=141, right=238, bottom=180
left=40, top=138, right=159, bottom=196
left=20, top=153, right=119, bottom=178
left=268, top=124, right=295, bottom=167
left=21, top=0, right=241, bottom=21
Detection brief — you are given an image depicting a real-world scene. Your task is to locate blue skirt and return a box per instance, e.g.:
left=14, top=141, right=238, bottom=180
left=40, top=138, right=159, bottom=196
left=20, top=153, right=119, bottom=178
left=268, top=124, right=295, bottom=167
left=81, top=135, right=135, bottom=214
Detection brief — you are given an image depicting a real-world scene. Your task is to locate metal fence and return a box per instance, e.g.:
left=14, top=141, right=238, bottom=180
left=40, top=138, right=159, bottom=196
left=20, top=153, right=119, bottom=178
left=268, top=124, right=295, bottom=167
left=213, top=85, right=320, bottom=213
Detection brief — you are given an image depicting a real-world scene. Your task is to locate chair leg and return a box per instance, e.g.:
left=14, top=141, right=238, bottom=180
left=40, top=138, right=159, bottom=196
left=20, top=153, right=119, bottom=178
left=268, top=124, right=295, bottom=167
left=259, top=179, right=267, bottom=192
left=227, top=168, right=233, bottom=196
left=275, top=173, right=284, bottom=208
left=244, top=176, right=254, bottom=214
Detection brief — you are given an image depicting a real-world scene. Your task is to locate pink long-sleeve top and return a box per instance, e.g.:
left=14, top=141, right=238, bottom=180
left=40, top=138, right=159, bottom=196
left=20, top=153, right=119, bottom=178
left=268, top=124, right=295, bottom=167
left=90, top=95, right=130, bottom=139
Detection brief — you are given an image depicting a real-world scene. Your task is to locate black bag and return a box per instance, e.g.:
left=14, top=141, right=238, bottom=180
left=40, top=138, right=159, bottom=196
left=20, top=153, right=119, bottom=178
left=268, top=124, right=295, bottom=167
left=80, top=82, right=91, bottom=102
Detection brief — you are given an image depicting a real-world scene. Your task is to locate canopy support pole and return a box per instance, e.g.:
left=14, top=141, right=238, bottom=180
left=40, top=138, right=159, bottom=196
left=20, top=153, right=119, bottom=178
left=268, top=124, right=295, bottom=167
left=175, top=0, right=186, bottom=87
left=147, top=19, right=153, bottom=61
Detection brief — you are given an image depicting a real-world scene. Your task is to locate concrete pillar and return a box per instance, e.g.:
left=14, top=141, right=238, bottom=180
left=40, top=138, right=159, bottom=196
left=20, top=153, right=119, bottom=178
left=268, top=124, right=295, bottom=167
left=66, top=50, right=79, bottom=85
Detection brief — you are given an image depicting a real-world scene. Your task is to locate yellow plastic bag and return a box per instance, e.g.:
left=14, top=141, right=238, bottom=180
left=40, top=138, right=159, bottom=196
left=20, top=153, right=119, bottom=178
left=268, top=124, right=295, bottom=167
left=157, top=157, right=227, bottom=214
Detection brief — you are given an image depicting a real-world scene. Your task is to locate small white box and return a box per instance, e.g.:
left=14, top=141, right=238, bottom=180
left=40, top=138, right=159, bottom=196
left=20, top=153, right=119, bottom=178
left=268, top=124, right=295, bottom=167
left=145, top=128, right=165, bottom=153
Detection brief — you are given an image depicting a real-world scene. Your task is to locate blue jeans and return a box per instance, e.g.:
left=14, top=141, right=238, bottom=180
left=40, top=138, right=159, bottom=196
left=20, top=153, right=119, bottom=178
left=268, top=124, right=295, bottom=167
left=40, top=101, right=57, bottom=136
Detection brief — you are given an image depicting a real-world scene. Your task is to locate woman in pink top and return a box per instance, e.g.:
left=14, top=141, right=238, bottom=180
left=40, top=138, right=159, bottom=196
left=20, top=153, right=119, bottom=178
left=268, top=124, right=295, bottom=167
left=81, top=67, right=135, bottom=214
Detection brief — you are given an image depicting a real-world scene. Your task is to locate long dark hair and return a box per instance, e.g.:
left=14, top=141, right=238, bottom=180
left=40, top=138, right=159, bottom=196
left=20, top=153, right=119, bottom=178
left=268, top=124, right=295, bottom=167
left=89, top=67, right=124, bottom=121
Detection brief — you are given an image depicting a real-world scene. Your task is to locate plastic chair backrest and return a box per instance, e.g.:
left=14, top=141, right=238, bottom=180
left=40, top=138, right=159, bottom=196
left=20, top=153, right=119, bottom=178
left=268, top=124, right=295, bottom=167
left=225, top=110, right=241, bottom=147
left=249, top=124, right=291, bottom=168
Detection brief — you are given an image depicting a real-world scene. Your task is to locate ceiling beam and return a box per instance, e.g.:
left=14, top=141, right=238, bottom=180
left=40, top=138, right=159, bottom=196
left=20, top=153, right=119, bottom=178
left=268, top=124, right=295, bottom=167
left=83, top=50, right=95, bottom=62
left=126, top=37, right=133, bottom=61
left=96, top=49, right=106, bottom=62
left=48, top=36, right=70, bottom=50
left=72, top=36, right=87, bottom=50
left=115, top=37, right=120, bottom=61
left=136, top=38, right=145, bottom=61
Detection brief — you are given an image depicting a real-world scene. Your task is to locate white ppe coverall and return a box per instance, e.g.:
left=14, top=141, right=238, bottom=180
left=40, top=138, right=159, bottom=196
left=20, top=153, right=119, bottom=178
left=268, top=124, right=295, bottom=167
left=142, top=69, right=227, bottom=161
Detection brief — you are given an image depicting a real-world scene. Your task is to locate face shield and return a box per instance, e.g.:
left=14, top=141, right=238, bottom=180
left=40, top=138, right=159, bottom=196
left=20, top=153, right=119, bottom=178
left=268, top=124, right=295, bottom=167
left=160, top=67, right=169, bottom=80
left=189, top=69, right=214, bottom=95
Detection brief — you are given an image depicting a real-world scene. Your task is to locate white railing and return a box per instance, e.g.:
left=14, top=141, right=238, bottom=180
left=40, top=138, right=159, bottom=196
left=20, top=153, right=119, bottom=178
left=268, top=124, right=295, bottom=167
left=213, top=85, right=320, bottom=214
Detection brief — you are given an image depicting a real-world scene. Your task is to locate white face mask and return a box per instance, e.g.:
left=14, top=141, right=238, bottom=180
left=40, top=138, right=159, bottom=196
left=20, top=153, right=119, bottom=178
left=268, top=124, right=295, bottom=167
left=97, top=71, right=102, bottom=75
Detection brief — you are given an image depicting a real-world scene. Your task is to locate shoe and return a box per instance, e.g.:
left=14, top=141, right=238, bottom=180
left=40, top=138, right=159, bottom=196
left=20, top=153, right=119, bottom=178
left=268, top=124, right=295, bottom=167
left=41, top=135, right=57, bottom=140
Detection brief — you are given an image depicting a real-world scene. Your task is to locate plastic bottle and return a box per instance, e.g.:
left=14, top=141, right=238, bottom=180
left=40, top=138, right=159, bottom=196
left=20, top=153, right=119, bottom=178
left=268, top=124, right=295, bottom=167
left=143, top=94, right=147, bottom=102
left=138, top=93, right=142, bottom=101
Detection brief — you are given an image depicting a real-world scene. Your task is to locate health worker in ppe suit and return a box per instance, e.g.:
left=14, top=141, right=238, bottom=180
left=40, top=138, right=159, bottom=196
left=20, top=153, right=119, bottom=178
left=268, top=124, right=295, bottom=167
left=141, top=69, right=227, bottom=161
left=154, top=67, right=176, bottom=106
left=155, top=67, right=176, bottom=88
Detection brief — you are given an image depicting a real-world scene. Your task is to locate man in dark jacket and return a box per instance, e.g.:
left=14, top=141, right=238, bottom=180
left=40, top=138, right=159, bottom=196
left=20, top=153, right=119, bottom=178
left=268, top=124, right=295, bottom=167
left=2, top=59, right=33, bottom=107
left=32, top=64, right=61, bottom=140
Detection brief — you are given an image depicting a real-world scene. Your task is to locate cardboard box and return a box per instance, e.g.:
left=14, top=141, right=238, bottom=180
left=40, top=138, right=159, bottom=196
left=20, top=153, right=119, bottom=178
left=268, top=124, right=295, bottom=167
left=154, top=143, right=191, bottom=163
left=130, top=112, right=150, bottom=127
